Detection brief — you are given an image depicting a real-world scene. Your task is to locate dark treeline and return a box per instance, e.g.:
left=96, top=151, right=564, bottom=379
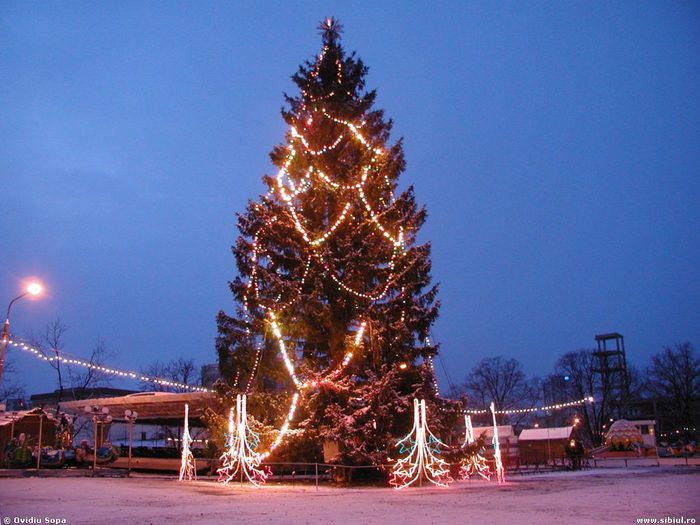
left=457, top=342, right=699, bottom=447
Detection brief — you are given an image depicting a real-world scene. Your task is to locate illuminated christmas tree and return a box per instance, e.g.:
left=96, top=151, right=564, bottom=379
left=216, top=18, right=455, bottom=466
left=390, top=399, right=452, bottom=489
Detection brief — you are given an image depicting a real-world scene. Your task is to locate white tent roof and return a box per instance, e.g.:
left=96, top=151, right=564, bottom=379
left=519, top=426, right=574, bottom=441
left=471, top=425, right=516, bottom=439
left=0, top=408, right=52, bottom=427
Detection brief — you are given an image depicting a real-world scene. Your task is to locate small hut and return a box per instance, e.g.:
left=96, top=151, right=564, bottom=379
left=518, top=426, right=578, bottom=465
left=605, top=419, right=643, bottom=451
left=471, top=425, right=519, bottom=466
left=0, top=408, right=58, bottom=468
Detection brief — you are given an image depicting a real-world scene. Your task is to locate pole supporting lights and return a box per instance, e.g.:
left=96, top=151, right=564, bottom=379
left=84, top=404, right=112, bottom=476
left=0, top=281, right=44, bottom=389
left=124, top=409, right=138, bottom=477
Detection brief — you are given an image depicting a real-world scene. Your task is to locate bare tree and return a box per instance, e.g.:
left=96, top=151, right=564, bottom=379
left=463, top=356, right=540, bottom=424
left=28, top=319, right=68, bottom=407
left=141, top=358, right=197, bottom=393
left=28, top=320, right=113, bottom=412
left=647, top=342, right=700, bottom=443
left=0, top=353, right=26, bottom=404
left=555, top=350, right=607, bottom=446
left=65, top=337, right=114, bottom=399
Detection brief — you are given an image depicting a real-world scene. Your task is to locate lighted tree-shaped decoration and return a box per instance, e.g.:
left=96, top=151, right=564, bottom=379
left=178, top=403, right=196, bottom=481
left=217, top=394, right=269, bottom=486
left=390, top=399, right=452, bottom=489
left=490, top=402, right=505, bottom=484
left=215, top=17, right=452, bottom=465
left=459, top=414, right=491, bottom=481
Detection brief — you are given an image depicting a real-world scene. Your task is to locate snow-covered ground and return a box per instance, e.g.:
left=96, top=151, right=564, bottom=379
left=1, top=467, right=698, bottom=524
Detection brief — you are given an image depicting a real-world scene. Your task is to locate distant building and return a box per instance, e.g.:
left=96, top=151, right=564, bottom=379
left=471, top=425, right=519, bottom=466
left=0, top=407, right=59, bottom=468
left=519, top=426, right=580, bottom=464
left=4, top=398, right=28, bottom=411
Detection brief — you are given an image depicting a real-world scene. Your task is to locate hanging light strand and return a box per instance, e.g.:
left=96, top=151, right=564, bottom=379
left=463, top=396, right=595, bottom=415
left=7, top=338, right=212, bottom=393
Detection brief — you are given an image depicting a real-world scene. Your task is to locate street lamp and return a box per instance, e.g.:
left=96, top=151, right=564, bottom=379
left=84, top=405, right=112, bottom=476
left=124, top=409, right=138, bottom=476
left=0, top=281, right=44, bottom=389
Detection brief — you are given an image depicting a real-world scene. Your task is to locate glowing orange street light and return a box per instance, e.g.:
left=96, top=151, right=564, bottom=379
left=0, top=281, right=44, bottom=389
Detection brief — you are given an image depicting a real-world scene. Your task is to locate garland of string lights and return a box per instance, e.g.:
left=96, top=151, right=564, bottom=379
left=463, top=396, right=595, bottom=415
left=7, top=334, right=594, bottom=422
left=6, top=338, right=211, bottom=393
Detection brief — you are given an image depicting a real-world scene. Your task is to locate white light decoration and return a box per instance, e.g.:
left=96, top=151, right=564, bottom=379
left=274, top=109, right=405, bottom=251
left=7, top=338, right=211, bottom=393
left=390, top=399, right=452, bottom=489
left=269, top=312, right=302, bottom=389
left=244, top=346, right=263, bottom=394
left=459, top=414, right=491, bottom=481
left=425, top=338, right=440, bottom=396
left=463, top=396, right=595, bottom=415
left=268, top=313, right=366, bottom=393
left=490, top=402, right=505, bottom=484
left=217, top=394, right=269, bottom=487
left=179, top=403, right=196, bottom=481
left=260, top=392, right=299, bottom=460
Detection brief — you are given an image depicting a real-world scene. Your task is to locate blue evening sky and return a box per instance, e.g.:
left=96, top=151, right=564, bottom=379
left=1, top=1, right=699, bottom=397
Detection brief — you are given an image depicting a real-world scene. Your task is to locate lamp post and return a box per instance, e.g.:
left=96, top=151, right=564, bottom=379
left=36, top=411, right=43, bottom=470
left=84, top=405, right=112, bottom=477
left=0, top=281, right=43, bottom=389
left=124, top=409, right=138, bottom=477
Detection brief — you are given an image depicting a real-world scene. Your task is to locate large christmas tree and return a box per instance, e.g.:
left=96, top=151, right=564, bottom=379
left=216, top=19, right=454, bottom=466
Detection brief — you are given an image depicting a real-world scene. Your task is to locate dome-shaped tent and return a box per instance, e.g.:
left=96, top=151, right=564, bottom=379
left=605, top=419, right=643, bottom=450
